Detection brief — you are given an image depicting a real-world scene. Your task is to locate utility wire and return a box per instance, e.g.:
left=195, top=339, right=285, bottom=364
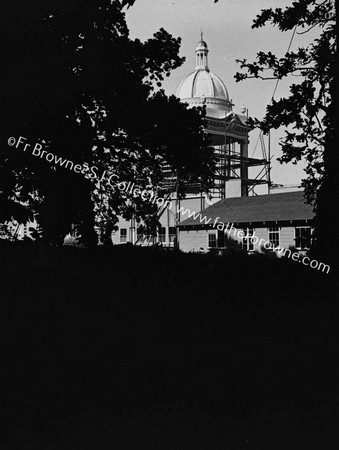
left=251, top=133, right=260, bottom=158
left=253, top=24, right=298, bottom=162
left=267, top=23, right=298, bottom=192
left=271, top=24, right=298, bottom=102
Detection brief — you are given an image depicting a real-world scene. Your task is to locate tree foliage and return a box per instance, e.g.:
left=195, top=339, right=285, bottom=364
left=234, top=0, right=337, bottom=262
left=0, top=0, right=214, bottom=245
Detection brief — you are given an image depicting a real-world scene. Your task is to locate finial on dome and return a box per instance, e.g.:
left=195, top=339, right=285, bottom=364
left=200, top=30, right=204, bottom=41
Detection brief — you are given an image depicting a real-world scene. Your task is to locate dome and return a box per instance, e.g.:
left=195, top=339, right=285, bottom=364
left=196, top=39, right=208, bottom=51
left=176, top=69, right=229, bottom=101
left=176, top=36, right=232, bottom=119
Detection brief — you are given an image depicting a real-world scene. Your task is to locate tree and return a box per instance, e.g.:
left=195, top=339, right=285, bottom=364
left=231, top=0, right=337, bottom=264
left=92, top=88, right=215, bottom=244
left=0, top=0, right=214, bottom=246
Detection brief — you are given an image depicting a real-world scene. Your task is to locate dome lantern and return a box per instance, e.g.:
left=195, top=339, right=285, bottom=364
left=195, top=31, right=209, bottom=71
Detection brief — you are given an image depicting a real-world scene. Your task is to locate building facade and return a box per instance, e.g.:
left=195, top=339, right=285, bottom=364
left=178, top=191, right=314, bottom=255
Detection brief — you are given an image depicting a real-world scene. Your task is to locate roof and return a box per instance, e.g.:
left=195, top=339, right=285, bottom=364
left=176, top=69, right=229, bottom=101
left=176, top=37, right=229, bottom=102
left=179, top=191, right=314, bottom=228
left=196, top=39, right=208, bottom=49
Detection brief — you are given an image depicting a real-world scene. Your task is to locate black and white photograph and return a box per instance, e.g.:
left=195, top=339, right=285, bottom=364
left=0, top=0, right=338, bottom=448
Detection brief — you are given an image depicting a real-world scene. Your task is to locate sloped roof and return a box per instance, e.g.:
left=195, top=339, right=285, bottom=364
left=179, top=191, right=314, bottom=227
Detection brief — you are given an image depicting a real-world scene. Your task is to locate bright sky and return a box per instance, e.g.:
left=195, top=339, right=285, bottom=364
left=126, top=0, right=317, bottom=190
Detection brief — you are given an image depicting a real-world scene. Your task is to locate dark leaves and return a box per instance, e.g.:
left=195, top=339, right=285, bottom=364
left=120, top=0, right=137, bottom=8
left=0, top=0, right=213, bottom=244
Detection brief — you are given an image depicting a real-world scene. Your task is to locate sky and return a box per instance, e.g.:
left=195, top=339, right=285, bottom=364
left=125, top=0, right=317, bottom=191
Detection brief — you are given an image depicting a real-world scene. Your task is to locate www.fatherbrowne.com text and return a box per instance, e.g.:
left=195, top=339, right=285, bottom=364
left=8, top=136, right=330, bottom=273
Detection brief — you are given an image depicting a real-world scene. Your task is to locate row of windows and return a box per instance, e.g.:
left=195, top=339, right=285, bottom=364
left=119, top=225, right=312, bottom=250
left=208, top=226, right=312, bottom=251
left=120, top=227, right=177, bottom=244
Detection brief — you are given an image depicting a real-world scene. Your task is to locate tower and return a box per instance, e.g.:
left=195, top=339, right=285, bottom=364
left=175, top=36, right=269, bottom=200
left=112, top=36, right=270, bottom=248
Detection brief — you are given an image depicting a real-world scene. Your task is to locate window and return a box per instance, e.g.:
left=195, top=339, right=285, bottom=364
left=158, top=227, right=166, bottom=243
left=169, top=227, right=176, bottom=243
left=120, top=228, right=127, bottom=243
left=242, top=228, right=254, bottom=251
left=217, top=230, right=224, bottom=248
left=295, top=227, right=312, bottom=250
left=208, top=232, right=217, bottom=248
left=137, top=226, right=144, bottom=243
left=269, top=226, right=280, bottom=247
left=208, top=230, right=224, bottom=248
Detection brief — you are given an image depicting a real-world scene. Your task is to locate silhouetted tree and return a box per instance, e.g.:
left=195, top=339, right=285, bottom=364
left=0, top=0, right=214, bottom=246
left=231, top=0, right=337, bottom=264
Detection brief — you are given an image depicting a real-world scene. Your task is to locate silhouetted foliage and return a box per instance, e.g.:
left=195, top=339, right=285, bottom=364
left=233, top=0, right=337, bottom=264
left=0, top=0, right=214, bottom=245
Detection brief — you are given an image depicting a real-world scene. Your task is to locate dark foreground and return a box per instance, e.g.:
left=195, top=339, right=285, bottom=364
left=0, top=241, right=338, bottom=449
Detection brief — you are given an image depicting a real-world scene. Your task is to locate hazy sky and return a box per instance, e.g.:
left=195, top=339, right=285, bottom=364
left=126, top=0, right=317, bottom=189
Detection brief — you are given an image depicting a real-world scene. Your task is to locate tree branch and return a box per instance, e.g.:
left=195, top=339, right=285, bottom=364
left=245, top=75, right=278, bottom=80
left=314, top=0, right=331, bottom=8
left=315, top=113, right=324, bottom=132
left=296, top=23, right=318, bottom=35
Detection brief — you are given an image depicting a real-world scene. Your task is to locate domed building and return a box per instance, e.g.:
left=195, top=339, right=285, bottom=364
left=111, top=36, right=270, bottom=249
left=176, top=35, right=233, bottom=119
left=174, top=35, right=268, bottom=200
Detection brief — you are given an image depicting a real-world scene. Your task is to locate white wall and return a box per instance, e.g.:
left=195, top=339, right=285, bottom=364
left=252, top=227, right=267, bottom=252
left=113, top=194, right=206, bottom=246
left=280, top=227, right=296, bottom=250
left=179, top=229, right=208, bottom=253
left=225, top=179, right=242, bottom=198
left=178, top=225, right=307, bottom=254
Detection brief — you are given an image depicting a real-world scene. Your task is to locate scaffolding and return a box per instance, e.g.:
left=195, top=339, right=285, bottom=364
left=134, top=115, right=271, bottom=247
